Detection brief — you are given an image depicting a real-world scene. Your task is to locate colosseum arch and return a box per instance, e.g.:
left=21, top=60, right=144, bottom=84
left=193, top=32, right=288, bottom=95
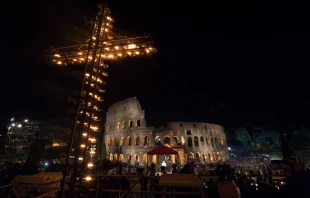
left=114, top=154, right=118, bottom=162
left=127, top=154, right=131, bottom=163
left=136, top=120, right=140, bottom=128
left=143, top=136, right=149, bottom=146
left=211, top=137, right=214, bottom=147
left=117, top=122, right=120, bottom=130
left=206, top=137, right=210, bottom=145
left=127, top=136, right=132, bottom=146
left=219, top=137, right=224, bottom=145
left=135, top=136, right=140, bottom=146
left=208, top=153, right=211, bottom=161
left=143, top=154, right=147, bottom=164
left=194, top=136, right=199, bottom=147
left=122, top=121, right=126, bottom=129
left=203, top=153, right=206, bottom=163
left=128, top=120, right=133, bottom=128
left=120, top=137, right=125, bottom=146
left=163, top=136, right=171, bottom=145
left=111, top=137, right=115, bottom=146
left=195, top=152, right=201, bottom=162
left=134, top=154, right=139, bottom=163
left=187, top=137, right=192, bottom=147
left=174, top=136, right=179, bottom=145
left=109, top=153, right=113, bottom=161
left=200, top=136, right=204, bottom=144
left=155, top=136, right=161, bottom=145
left=119, top=154, right=124, bottom=162
left=106, top=137, right=111, bottom=146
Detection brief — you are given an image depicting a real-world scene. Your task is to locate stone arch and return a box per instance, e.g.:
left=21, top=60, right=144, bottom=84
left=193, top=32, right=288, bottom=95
left=120, top=137, right=125, bottom=146
left=136, top=120, right=140, bottom=128
left=174, top=136, right=179, bottom=145
left=119, top=154, right=124, bottom=162
left=134, top=154, right=139, bottom=163
left=213, top=153, right=217, bottom=162
left=111, top=137, right=115, bottom=146
left=203, top=153, right=206, bottom=162
left=106, top=137, right=111, bottom=146
left=127, top=136, right=131, bottom=146
left=109, top=153, right=113, bottom=161
left=194, top=136, right=199, bottom=146
left=117, top=122, right=120, bottom=130
left=122, top=121, right=126, bottom=129
left=200, top=136, right=204, bottom=143
left=143, top=154, right=147, bottom=164
left=128, top=120, right=133, bottom=128
left=206, top=137, right=210, bottom=145
left=196, top=152, right=200, bottom=162
left=127, top=154, right=131, bottom=163
left=155, top=136, right=161, bottom=145
left=135, top=136, right=140, bottom=146
left=208, top=153, right=211, bottom=161
left=114, top=154, right=118, bottom=162
left=187, top=137, right=192, bottom=147
left=143, top=136, right=149, bottom=146
left=163, top=136, right=171, bottom=145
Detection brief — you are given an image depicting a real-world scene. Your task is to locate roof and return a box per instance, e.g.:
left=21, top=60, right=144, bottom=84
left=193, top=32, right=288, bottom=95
left=147, top=146, right=178, bottom=155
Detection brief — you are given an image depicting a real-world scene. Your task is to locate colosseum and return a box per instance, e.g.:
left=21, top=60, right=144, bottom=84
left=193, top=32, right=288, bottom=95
left=104, top=97, right=229, bottom=167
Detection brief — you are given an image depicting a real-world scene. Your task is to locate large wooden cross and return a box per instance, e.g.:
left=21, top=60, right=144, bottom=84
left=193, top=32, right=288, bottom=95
left=45, top=3, right=156, bottom=196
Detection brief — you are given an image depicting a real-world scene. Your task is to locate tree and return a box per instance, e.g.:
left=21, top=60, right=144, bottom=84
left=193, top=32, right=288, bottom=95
left=234, top=127, right=251, bottom=147
left=280, top=134, right=294, bottom=158
left=256, top=138, right=269, bottom=151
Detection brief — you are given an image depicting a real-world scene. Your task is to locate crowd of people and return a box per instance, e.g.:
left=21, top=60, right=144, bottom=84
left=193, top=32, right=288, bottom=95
left=1, top=156, right=310, bottom=198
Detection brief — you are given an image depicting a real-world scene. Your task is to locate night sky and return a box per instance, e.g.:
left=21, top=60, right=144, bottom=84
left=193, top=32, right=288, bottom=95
left=2, top=1, right=310, bottom=132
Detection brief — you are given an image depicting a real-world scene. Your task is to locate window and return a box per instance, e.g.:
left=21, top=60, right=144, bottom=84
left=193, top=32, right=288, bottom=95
left=193, top=124, right=196, bottom=127
left=136, top=120, right=140, bottom=128
left=187, top=130, right=191, bottom=135
left=180, top=123, right=183, bottom=127
left=204, top=125, right=207, bottom=130
left=128, top=120, right=133, bottom=128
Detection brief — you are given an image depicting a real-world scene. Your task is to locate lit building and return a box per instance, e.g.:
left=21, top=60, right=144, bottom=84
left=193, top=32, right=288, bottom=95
left=104, top=97, right=229, bottom=166
left=52, top=139, right=68, bottom=147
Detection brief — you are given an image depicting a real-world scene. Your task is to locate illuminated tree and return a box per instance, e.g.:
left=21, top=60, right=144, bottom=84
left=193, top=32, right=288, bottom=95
left=234, top=127, right=251, bottom=147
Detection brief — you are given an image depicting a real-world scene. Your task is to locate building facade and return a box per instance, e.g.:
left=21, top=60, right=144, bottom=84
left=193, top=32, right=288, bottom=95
left=104, top=97, right=229, bottom=166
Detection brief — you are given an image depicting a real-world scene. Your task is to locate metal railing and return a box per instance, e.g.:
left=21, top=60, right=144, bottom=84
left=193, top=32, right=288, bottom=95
left=0, top=180, right=61, bottom=198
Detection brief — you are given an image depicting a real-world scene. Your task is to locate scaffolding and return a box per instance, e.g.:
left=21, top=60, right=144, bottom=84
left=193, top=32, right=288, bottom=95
left=0, top=118, right=39, bottom=161
left=44, top=3, right=156, bottom=196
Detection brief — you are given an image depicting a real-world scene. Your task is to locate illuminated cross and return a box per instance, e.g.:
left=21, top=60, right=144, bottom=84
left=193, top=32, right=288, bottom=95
left=45, top=3, right=156, bottom=196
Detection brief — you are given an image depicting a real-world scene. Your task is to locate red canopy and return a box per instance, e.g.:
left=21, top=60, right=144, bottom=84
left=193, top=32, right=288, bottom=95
left=147, top=146, right=178, bottom=155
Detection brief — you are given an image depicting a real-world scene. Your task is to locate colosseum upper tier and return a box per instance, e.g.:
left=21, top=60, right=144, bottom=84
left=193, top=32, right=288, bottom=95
left=104, top=97, right=229, bottom=166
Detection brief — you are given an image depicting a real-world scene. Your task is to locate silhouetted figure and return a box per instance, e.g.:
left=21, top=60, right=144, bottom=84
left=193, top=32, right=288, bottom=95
left=22, top=141, right=44, bottom=175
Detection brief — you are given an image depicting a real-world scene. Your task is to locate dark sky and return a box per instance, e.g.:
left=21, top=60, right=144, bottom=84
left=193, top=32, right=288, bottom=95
left=1, top=1, right=310, bottom=132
